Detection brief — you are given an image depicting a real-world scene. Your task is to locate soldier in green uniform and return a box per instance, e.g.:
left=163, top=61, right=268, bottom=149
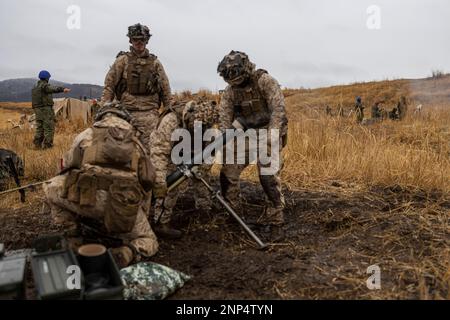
left=355, top=96, right=364, bottom=123
left=31, top=70, right=70, bottom=149
left=397, top=96, right=408, bottom=120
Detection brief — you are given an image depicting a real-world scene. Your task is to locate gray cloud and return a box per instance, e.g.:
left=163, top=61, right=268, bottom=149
left=1, top=0, right=449, bottom=90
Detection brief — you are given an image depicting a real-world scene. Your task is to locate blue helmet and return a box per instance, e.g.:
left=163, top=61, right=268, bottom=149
left=356, top=96, right=362, bottom=103
left=38, top=70, right=51, bottom=80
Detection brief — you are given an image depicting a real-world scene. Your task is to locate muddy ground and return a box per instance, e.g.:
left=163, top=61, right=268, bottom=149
left=0, top=181, right=449, bottom=299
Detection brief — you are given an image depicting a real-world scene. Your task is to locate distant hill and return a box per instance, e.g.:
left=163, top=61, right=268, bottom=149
left=0, top=78, right=103, bottom=102
left=284, top=74, right=450, bottom=115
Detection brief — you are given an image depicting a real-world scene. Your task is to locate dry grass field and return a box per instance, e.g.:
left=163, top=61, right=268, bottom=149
left=0, top=76, right=449, bottom=299
left=0, top=102, right=33, bottom=129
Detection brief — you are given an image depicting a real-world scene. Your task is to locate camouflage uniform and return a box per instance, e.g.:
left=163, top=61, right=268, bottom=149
left=355, top=97, right=364, bottom=123
left=371, top=102, right=382, bottom=119
left=44, top=108, right=158, bottom=263
left=150, top=100, right=219, bottom=227
left=91, top=100, right=101, bottom=120
left=217, top=51, right=288, bottom=225
left=31, top=80, right=65, bottom=148
left=397, top=96, right=408, bottom=120
left=101, top=25, right=171, bottom=149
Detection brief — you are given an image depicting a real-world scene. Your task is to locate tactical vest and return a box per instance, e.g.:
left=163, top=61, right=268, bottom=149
left=62, top=121, right=155, bottom=234
left=231, top=69, right=271, bottom=129
left=31, top=81, right=54, bottom=108
left=126, top=53, right=159, bottom=96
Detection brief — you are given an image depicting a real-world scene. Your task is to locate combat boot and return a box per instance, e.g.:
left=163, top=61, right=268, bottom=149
left=154, top=223, right=182, bottom=239
left=110, top=246, right=134, bottom=269
left=257, top=206, right=285, bottom=226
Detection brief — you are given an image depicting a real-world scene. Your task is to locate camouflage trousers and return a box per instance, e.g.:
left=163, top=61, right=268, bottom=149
left=154, top=164, right=213, bottom=225
left=43, top=175, right=159, bottom=258
left=128, top=109, right=160, bottom=152
left=356, top=108, right=364, bottom=123
left=128, top=109, right=160, bottom=219
left=220, top=138, right=285, bottom=216
left=33, top=106, right=55, bottom=148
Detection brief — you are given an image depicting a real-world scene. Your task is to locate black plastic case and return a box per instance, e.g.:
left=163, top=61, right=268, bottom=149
left=82, top=250, right=124, bottom=300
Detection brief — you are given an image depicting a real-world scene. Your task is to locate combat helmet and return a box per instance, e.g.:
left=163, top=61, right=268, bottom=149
left=217, top=50, right=255, bottom=86
left=127, top=23, right=152, bottom=43
left=94, top=102, right=133, bottom=123
left=38, top=70, right=51, bottom=80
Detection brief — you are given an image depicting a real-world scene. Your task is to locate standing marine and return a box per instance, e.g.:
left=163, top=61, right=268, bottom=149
left=371, top=101, right=383, bottom=120
left=355, top=96, right=364, bottom=123
left=101, top=23, right=171, bottom=148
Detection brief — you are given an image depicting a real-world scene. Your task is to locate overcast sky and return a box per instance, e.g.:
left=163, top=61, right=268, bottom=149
left=0, top=0, right=449, bottom=91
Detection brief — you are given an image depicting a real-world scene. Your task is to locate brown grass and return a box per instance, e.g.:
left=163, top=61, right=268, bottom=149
left=280, top=110, right=450, bottom=192
left=0, top=116, right=83, bottom=208
left=0, top=102, right=33, bottom=129
left=276, top=75, right=450, bottom=192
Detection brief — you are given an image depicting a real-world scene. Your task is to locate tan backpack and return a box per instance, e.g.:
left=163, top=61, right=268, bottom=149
left=82, top=126, right=135, bottom=167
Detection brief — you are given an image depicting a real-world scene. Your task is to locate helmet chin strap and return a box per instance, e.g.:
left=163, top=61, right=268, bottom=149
left=227, top=74, right=248, bottom=86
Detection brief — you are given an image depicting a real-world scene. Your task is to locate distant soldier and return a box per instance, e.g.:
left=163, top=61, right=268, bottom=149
left=101, top=23, right=171, bottom=150
left=31, top=70, right=71, bottom=149
left=217, top=51, right=288, bottom=226
left=326, top=105, right=332, bottom=116
left=150, top=100, right=219, bottom=238
left=91, top=99, right=101, bottom=119
left=371, top=101, right=383, bottom=120
left=44, top=104, right=157, bottom=268
left=354, top=96, right=364, bottom=123
left=397, top=96, right=408, bottom=120
left=389, top=106, right=400, bottom=120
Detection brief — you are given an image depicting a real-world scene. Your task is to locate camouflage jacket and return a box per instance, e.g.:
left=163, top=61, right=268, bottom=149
left=31, top=80, right=65, bottom=108
left=101, top=47, right=171, bottom=112
left=218, top=71, right=288, bottom=136
left=150, top=101, right=219, bottom=196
